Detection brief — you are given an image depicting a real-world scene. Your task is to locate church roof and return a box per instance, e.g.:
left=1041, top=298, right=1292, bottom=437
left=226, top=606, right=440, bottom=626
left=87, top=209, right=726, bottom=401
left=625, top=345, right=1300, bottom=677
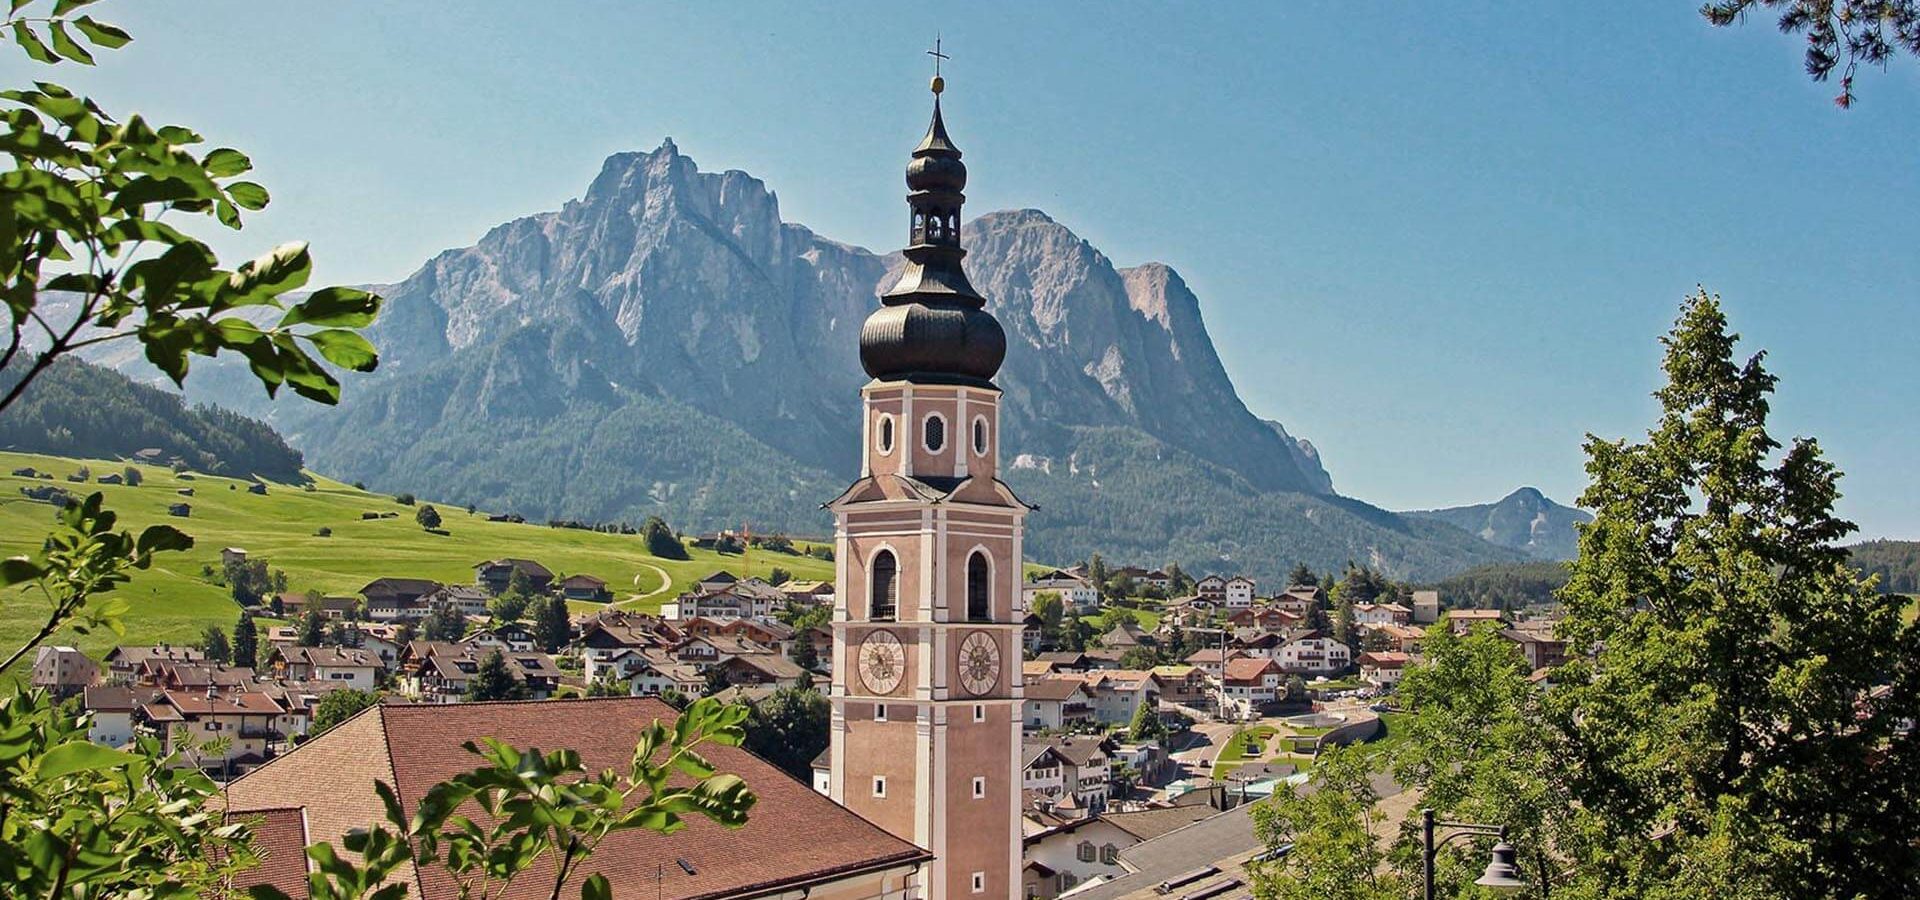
left=223, top=698, right=928, bottom=900
left=823, top=473, right=1033, bottom=511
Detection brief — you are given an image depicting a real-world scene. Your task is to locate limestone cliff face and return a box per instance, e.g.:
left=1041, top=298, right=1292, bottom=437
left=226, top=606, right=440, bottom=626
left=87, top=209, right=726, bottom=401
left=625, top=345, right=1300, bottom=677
left=155, top=141, right=1528, bottom=580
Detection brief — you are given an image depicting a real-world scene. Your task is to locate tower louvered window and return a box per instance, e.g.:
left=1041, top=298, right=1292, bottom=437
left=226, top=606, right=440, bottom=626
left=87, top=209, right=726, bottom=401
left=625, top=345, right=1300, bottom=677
left=967, top=551, right=991, bottom=621
left=872, top=550, right=898, bottom=620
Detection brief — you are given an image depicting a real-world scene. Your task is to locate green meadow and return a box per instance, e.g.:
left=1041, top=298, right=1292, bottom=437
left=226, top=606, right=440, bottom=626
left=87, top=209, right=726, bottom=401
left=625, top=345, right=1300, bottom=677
left=0, top=451, right=833, bottom=671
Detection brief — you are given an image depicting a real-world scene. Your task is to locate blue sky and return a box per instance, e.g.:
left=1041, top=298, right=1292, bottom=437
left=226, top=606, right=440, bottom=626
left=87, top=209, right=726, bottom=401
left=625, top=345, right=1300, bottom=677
left=34, top=2, right=1919, bottom=537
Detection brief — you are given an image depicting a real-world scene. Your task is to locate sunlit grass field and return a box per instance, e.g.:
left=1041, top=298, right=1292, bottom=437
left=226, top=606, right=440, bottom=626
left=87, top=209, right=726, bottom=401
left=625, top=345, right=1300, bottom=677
left=0, top=451, right=833, bottom=672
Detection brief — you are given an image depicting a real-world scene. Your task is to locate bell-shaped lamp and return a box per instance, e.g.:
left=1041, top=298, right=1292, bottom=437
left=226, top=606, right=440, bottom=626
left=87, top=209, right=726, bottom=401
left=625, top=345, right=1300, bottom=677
left=1474, top=841, right=1527, bottom=893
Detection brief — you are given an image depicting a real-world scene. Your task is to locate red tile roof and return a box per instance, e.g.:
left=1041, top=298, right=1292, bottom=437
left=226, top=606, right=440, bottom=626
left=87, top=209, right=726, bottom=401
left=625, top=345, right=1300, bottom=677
left=224, top=698, right=926, bottom=900
left=226, top=807, right=311, bottom=900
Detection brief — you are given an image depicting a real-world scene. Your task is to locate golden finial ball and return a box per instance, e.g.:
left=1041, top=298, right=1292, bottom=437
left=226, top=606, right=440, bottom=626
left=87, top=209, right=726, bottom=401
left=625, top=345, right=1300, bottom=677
left=931, top=75, right=945, bottom=94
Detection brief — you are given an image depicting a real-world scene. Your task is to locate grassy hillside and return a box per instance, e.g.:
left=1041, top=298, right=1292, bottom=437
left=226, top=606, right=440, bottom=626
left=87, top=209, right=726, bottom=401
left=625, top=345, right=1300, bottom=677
left=0, top=451, right=832, bottom=670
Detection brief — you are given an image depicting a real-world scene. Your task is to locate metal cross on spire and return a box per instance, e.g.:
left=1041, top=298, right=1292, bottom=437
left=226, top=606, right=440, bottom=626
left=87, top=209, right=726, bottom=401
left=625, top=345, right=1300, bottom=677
left=926, top=35, right=949, bottom=78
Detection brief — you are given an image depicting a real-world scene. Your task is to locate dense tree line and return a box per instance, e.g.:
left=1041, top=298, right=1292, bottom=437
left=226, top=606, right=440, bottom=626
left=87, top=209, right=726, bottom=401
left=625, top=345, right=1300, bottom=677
left=1424, top=560, right=1571, bottom=610
left=1846, top=539, right=1920, bottom=594
left=0, top=358, right=305, bottom=481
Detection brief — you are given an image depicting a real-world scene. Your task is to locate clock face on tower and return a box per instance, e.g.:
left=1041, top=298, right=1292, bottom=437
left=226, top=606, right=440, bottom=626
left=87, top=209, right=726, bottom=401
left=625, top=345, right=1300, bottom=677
left=958, top=630, right=1001, bottom=696
left=858, top=630, right=906, bottom=695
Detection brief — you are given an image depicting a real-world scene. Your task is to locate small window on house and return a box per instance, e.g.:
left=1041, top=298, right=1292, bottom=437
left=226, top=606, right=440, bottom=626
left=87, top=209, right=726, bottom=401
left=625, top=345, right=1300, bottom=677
left=1077, top=841, right=1096, bottom=863
left=877, top=414, right=896, bottom=456
left=971, top=872, right=986, bottom=894
left=973, top=775, right=987, bottom=798
left=873, top=776, right=887, bottom=798
left=1061, top=873, right=1079, bottom=890
left=1101, top=844, right=1120, bottom=865
left=973, top=416, right=989, bottom=456
left=874, top=703, right=888, bottom=722
left=924, top=413, right=946, bottom=453
left=974, top=703, right=986, bottom=722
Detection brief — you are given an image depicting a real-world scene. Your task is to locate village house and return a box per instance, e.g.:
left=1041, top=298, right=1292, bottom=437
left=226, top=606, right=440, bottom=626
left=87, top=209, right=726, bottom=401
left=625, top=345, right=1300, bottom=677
left=137, top=688, right=287, bottom=775
left=473, top=557, right=554, bottom=595
left=780, top=579, right=836, bottom=605
left=460, top=620, right=535, bottom=653
left=1500, top=628, right=1568, bottom=671
left=1194, top=575, right=1228, bottom=603
left=1358, top=650, right=1413, bottom=686
left=103, top=644, right=205, bottom=682
left=222, top=698, right=932, bottom=900
left=421, top=583, right=492, bottom=617
left=1359, top=621, right=1427, bottom=654
left=1074, top=669, right=1162, bottom=726
left=1223, top=576, right=1257, bottom=608
left=1094, top=619, right=1148, bottom=652
left=1025, top=569, right=1100, bottom=613
left=1022, top=805, right=1223, bottom=897
left=1448, top=608, right=1507, bottom=635
left=1275, top=629, right=1353, bottom=676
left=138, top=661, right=257, bottom=693
left=400, top=643, right=561, bottom=703
left=83, top=684, right=141, bottom=747
left=29, top=645, right=98, bottom=697
left=1043, top=735, right=1112, bottom=812
left=622, top=651, right=707, bottom=698
left=359, top=577, right=441, bottom=620
left=1150, top=665, right=1211, bottom=707
left=558, top=573, right=612, bottom=602
left=1181, top=647, right=1247, bottom=679
left=1023, top=677, right=1096, bottom=731
left=1272, top=584, right=1323, bottom=617
left=1411, top=589, right=1442, bottom=624
left=713, top=652, right=810, bottom=690
left=275, top=592, right=359, bottom=620
left=263, top=646, right=382, bottom=690
left=1225, top=605, right=1302, bottom=633
left=1220, top=656, right=1285, bottom=718
left=1353, top=601, right=1413, bottom=626
left=574, top=612, right=680, bottom=684
left=1022, top=612, right=1047, bottom=653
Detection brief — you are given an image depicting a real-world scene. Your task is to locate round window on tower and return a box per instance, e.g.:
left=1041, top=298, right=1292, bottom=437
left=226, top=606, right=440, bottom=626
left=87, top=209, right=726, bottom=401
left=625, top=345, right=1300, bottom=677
left=972, top=415, right=989, bottom=457
left=877, top=414, right=896, bottom=456
left=924, top=413, right=946, bottom=453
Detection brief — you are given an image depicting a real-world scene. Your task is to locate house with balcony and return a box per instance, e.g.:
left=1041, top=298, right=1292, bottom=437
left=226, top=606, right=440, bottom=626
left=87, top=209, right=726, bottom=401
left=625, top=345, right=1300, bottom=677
left=1275, top=629, right=1353, bottom=676
left=1023, top=677, right=1096, bottom=731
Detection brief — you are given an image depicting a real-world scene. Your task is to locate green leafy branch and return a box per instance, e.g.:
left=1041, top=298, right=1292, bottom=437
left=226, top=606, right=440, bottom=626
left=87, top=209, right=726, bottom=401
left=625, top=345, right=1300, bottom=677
left=0, top=0, right=383, bottom=418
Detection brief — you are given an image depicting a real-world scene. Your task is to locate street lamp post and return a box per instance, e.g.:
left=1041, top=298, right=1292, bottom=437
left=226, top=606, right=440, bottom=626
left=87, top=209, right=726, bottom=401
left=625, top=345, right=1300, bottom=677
left=1422, top=809, right=1528, bottom=899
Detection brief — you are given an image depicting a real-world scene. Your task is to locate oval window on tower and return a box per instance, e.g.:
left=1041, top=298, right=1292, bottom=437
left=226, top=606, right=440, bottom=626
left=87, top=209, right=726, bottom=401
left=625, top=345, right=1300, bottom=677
left=924, top=413, right=946, bottom=453
left=972, top=416, right=989, bottom=457
left=877, top=414, right=895, bottom=456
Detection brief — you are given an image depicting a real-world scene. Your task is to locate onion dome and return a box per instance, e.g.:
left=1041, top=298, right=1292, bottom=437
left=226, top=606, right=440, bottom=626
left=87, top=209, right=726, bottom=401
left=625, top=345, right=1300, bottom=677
left=859, top=82, right=1006, bottom=386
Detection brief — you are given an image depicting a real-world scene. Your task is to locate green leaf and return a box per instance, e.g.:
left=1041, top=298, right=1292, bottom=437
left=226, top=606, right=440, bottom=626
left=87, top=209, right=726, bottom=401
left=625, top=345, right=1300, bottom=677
left=136, top=524, right=193, bottom=555
left=12, top=21, right=58, bottom=63
left=46, top=21, right=93, bottom=65
left=52, top=0, right=102, bottom=15
left=225, top=242, right=312, bottom=302
left=226, top=181, right=269, bottom=210
left=203, top=147, right=251, bottom=178
left=581, top=873, right=612, bottom=900
left=280, top=286, right=380, bottom=328
left=35, top=740, right=135, bottom=779
left=71, top=16, right=130, bottom=50
left=0, top=556, right=46, bottom=587
left=305, top=328, right=378, bottom=372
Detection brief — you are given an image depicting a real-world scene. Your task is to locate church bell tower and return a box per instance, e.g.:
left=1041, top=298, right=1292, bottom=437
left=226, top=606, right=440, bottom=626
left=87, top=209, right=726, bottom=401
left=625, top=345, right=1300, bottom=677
left=828, top=58, right=1029, bottom=900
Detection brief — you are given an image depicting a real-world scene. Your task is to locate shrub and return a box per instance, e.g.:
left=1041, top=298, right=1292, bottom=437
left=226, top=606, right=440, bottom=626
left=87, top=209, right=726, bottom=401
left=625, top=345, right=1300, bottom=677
left=316, top=526, right=332, bottom=537
left=394, top=492, right=415, bottom=506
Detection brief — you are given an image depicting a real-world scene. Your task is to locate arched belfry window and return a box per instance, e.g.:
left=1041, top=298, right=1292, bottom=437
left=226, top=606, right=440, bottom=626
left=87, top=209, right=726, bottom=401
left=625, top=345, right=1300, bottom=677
left=967, top=551, right=991, bottom=621
left=871, top=550, right=898, bottom=621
